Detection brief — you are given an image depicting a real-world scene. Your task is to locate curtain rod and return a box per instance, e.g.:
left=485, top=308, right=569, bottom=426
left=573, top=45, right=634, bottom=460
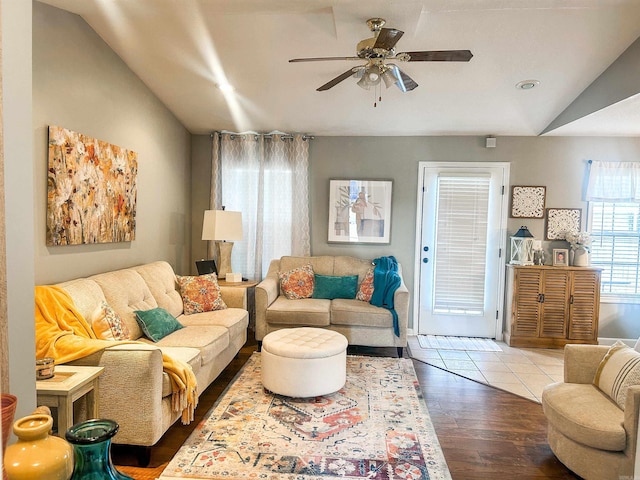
left=211, top=131, right=314, bottom=141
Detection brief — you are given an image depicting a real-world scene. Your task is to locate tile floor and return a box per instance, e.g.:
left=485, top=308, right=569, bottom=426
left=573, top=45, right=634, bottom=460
left=407, top=336, right=565, bottom=403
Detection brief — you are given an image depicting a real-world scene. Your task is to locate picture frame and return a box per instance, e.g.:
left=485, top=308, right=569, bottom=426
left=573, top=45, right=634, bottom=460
left=511, top=186, right=546, bottom=218
left=553, top=248, right=569, bottom=267
left=328, top=179, right=392, bottom=244
left=545, top=208, right=582, bottom=240
left=47, top=125, right=138, bottom=245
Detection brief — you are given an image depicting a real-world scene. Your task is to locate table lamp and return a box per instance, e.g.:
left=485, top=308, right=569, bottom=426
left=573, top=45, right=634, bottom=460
left=201, top=209, right=243, bottom=279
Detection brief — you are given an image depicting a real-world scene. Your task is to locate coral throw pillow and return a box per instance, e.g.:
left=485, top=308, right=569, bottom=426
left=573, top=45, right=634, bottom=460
left=279, top=264, right=315, bottom=299
left=176, top=273, right=227, bottom=315
left=356, top=268, right=375, bottom=302
left=91, top=301, right=131, bottom=341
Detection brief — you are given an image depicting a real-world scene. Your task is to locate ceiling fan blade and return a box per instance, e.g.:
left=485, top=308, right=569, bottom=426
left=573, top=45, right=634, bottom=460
left=317, top=69, right=357, bottom=91
left=373, top=28, right=404, bottom=50
left=289, top=56, right=361, bottom=63
left=395, top=68, right=418, bottom=92
left=398, top=50, right=473, bottom=62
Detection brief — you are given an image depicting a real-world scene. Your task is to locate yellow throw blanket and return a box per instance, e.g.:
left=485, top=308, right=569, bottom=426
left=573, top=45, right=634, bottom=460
left=34, top=285, right=198, bottom=424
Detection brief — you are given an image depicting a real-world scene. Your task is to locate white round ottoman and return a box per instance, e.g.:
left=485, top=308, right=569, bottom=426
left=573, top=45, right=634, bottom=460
left=261, top=327, right=348, bottom=397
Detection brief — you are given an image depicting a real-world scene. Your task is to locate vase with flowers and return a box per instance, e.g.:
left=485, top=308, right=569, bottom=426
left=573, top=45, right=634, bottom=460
left=565, top=230, right=591, bottom=267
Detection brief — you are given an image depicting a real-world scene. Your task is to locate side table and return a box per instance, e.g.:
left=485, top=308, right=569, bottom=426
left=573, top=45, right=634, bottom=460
left=218, top=279, right=258, bottom=331
left=36, top=365, right=104, bottom=436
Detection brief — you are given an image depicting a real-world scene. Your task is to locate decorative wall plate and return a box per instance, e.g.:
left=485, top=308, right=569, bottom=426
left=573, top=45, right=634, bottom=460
left=545, top=208, right=582, bottom=240
left=511, top=186, right=546, bottom=218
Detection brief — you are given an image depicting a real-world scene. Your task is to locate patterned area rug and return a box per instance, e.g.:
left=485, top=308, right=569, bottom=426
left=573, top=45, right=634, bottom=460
left=159, top=353, right=451, bottom=480
left=417, top=335, right=502, bottom=352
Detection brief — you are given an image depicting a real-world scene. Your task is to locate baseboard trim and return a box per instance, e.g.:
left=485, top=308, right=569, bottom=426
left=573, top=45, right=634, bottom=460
left=598, top=337, right=637, bottom=347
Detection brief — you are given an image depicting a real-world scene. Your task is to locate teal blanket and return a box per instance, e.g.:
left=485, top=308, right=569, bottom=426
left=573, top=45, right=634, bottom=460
left=370, top=256, right=401, bottom=337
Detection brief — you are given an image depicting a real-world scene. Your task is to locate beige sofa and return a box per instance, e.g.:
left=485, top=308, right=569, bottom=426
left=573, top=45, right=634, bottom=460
left=255, top=256, right=409, bottom=356
left=542, top=344, right=640, bottom=480
left=50, top=261, right=248, bottom=447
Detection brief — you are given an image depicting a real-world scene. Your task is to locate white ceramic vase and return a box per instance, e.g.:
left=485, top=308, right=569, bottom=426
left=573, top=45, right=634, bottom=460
left=572, top=246, right=590, bottom=267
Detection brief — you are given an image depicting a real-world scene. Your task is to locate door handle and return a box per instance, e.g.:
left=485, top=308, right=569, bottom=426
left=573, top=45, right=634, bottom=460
left=537, top=293, right=545, bottom=303
left=423, top=258, right=429, bottom=263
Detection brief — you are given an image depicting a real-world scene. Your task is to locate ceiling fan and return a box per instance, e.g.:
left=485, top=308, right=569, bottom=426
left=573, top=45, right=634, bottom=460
left=289, top=18, right=473, bottom=93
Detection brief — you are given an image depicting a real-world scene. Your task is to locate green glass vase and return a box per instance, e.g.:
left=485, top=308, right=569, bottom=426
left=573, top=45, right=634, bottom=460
left=64, top=419, right=133, bottom=480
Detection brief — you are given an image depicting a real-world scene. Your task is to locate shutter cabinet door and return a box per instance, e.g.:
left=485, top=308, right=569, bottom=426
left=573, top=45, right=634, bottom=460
left=540, top=270, right=570, bottom=338
left=512, top=269, right=542, bottom=337
left=568, top=270, right=601, bottom=340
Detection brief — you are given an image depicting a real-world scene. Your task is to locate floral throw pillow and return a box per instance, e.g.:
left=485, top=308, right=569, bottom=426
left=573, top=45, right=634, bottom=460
left=91, top=301, right=131, bottom=341
left=356, top=268, right=375, bottom=302
left=278, top=264, right=315, bottom=299
left=176, top=273, right=227, bottom=315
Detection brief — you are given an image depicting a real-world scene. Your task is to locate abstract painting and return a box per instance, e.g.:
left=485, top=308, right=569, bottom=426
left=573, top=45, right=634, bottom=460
left=328, top=179, right=392, bottom=244
left=47, top=126, right=138, bottom=245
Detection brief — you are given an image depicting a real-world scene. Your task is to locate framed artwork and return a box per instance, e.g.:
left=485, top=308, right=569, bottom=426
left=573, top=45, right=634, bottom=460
left=545, top=208, right=582, bottom=240
left=47, top=126, right=138, bottom=246
left=328, top=179, right=392, bottom=244
left=553, top=249, right=569, bottom=267
left=511, top=186, right=546, bottom=218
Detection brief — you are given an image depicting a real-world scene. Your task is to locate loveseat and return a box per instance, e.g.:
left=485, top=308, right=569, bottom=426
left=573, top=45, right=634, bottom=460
left=255, top=255, right=409, bottom=356
left=542, top=343, right=640, bottom=480
left=42, top=261, right=248, bottom=447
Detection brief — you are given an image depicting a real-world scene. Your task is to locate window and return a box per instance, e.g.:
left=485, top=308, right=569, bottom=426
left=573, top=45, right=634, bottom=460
left=212, top=132, right=310, bottom=280
left=433, top=175, right=490, bottom=315
left=590, top=201, right=640, bottom=299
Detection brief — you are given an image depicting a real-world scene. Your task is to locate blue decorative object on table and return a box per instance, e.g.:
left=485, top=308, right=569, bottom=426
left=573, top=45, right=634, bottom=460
left=65, top=419, right=133, bottom=480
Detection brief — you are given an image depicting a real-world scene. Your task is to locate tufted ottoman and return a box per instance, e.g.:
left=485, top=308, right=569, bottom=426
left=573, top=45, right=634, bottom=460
left=261, top=327, right=348, bottom=397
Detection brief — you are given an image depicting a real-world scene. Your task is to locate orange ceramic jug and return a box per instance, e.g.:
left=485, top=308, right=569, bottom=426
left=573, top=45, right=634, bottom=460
left=4, top=414, right=73, bottom=480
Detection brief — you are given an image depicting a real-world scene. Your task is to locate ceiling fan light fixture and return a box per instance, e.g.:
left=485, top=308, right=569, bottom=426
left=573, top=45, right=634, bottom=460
left=366, top=65, right=381, bottom=85
left=357, top=75, right=371, bottom=90
left=381, top=68, right=398, bottom=88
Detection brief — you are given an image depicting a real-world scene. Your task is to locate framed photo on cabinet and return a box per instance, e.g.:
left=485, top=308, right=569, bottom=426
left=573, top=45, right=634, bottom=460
left=510, top=186, right=546, bottom=218
left=553, top=249, right=569, bottom=267
left=328, top=179, right=392, bottom=244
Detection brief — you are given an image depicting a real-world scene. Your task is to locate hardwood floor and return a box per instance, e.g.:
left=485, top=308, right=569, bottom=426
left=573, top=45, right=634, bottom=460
left=113, top=339, right=580, bottom=479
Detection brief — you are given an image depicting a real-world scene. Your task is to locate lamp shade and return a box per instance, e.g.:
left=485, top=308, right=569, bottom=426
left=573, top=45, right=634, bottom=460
left=381, top=68, right=398, bottom=88
left=202, top=210, right=243, bottom=241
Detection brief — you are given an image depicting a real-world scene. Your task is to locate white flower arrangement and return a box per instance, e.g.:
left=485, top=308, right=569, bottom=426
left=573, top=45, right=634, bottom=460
left=565, top=230, right=592, bottom=251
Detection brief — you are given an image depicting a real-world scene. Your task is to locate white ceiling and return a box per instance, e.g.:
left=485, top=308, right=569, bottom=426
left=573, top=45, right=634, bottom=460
left=39, top=0, right=640, bottom=137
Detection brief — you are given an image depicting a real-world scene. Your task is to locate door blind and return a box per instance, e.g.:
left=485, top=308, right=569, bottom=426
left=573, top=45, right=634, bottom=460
left=433, top=175, right=490, bottom=315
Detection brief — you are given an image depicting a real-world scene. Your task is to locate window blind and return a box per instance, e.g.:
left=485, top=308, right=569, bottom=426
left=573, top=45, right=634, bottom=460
left=433, top=175, right=490, bottom=315
left=590, top=201, right=640, bottom=296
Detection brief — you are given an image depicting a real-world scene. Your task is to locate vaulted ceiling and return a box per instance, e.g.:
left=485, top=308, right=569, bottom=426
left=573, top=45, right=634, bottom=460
left=39, top=0, right=640, bottom=137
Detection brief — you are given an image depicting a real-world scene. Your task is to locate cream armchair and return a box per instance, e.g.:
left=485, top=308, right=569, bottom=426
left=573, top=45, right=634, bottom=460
left=542, top=344, right=640, bottom=480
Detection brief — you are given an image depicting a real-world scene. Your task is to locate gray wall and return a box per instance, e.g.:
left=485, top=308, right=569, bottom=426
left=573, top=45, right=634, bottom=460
left=191, top=134, right=640, bottom=339
left=4, top=0, right=36, bottom=419
left=33, top=2, right=192, bottom=284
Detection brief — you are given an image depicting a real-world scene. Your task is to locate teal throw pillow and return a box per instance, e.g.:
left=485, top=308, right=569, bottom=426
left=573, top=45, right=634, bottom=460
left=134, top=307, right=183, bottom=342
left=312, top=274, right=358, bottom=300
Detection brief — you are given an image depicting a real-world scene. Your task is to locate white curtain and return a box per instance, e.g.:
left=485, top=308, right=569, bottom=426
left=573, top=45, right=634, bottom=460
left=209, top=132, right=310, bottom=280
left=586, top=160, right=640, bottom=201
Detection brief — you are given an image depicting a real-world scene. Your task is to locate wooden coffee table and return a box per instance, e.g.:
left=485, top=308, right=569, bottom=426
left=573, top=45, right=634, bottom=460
left=36, top=365, right=104, bottom=436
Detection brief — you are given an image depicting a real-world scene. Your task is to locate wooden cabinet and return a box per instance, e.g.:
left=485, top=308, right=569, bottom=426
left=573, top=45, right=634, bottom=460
left=504, top=265, right=601, bottom=348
